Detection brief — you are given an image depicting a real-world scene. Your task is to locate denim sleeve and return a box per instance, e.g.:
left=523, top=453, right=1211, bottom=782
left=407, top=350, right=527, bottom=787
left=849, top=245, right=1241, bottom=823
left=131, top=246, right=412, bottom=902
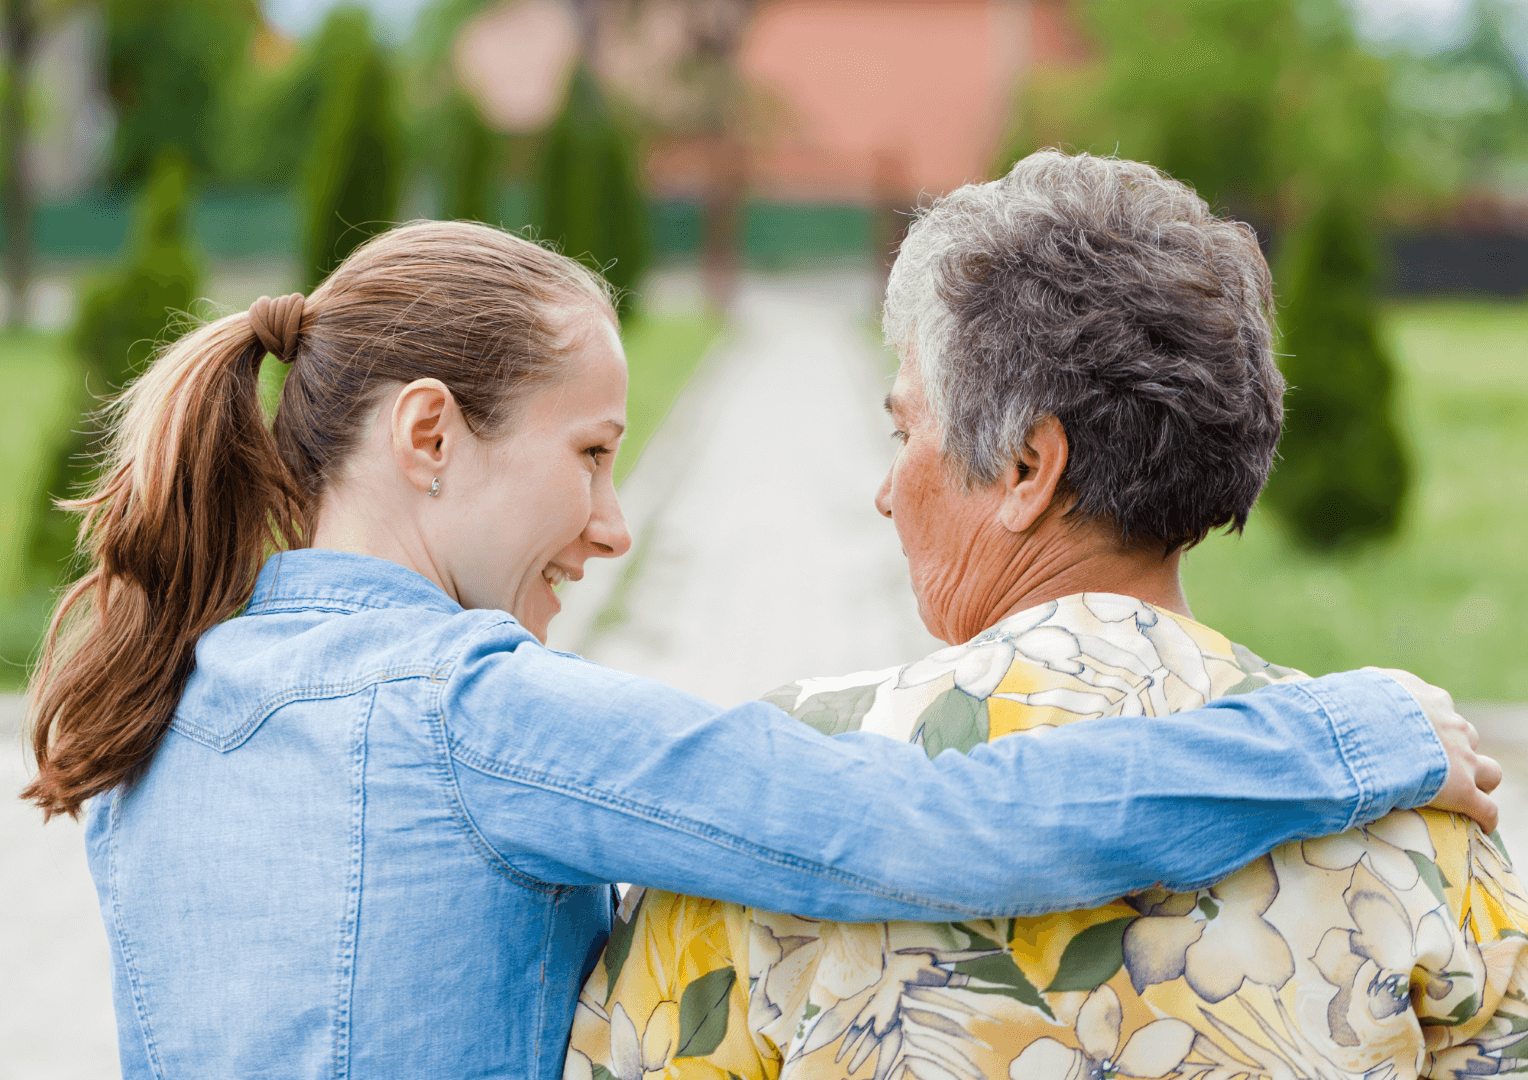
left=444, top=631, right=1447, bottom=920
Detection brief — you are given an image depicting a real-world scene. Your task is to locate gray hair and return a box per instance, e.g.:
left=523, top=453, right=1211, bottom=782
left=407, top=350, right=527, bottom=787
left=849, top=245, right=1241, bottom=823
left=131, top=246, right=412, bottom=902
left=883, top=149, right=1284, bottom=552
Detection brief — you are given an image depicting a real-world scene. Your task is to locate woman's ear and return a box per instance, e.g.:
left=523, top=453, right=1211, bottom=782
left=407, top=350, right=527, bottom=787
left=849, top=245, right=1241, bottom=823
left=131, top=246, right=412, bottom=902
left=996, top=415, right=1069, bottom=535
left=390, top=378, right=462, bottom=495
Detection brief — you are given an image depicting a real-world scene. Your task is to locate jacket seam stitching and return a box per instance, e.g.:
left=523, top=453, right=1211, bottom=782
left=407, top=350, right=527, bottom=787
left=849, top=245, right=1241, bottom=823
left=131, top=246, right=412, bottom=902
left=170, top=665, right=443, bottom=752
left=331, top=683, right=373, bottom=1079
left=110, top=789, right=168, bottom=1079
left=429, top=668, right=568, bottom=895
left=1298, top=679, right=1374, bottom=831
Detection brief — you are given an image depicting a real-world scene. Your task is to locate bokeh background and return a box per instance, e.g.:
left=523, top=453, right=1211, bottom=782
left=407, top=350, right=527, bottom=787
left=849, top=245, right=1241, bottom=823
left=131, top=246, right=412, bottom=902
left=0, top=0, right=1524, bottom=697
left=0, top=1, right=1525, bottom=1076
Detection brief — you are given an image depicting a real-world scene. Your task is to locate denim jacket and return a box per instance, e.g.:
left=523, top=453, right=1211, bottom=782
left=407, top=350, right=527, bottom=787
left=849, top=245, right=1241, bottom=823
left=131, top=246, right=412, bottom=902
left=85, top=549, right=1446, bottom=1079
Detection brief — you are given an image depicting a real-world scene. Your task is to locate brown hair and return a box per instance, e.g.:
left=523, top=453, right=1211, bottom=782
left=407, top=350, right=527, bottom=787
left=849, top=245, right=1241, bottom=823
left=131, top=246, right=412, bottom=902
left=23, top=220, right=616, bottom=819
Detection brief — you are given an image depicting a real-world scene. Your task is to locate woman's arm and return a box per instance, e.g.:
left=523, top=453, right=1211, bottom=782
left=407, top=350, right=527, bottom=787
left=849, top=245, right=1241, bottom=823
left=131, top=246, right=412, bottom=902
left=445, top=628, right=1453, bottom=920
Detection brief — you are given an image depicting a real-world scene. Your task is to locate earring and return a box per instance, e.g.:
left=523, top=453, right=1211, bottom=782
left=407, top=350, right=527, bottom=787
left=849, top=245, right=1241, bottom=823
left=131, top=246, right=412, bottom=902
left=427, top=477, right=440, bottom=497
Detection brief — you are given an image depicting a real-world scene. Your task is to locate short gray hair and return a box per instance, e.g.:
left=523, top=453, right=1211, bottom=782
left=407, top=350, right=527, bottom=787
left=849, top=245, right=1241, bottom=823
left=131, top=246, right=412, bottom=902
left=883, top=149, right=1284, bottom=552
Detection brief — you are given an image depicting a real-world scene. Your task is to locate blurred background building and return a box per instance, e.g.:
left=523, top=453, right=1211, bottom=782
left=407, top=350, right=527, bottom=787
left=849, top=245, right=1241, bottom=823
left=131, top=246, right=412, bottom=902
left=1, top=2, right=1525, bottom=1076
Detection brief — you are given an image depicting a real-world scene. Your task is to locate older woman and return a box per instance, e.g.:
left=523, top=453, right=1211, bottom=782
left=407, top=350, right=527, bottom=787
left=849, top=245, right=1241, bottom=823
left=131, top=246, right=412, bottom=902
left=568, top=151, right=1528, bottom=1080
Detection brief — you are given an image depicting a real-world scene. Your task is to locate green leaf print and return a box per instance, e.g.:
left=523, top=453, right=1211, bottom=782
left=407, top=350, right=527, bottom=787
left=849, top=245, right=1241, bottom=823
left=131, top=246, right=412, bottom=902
left=952, top=921, right=1004, bottom=952
left=954, top=953, right=1055, bottom=1018
left=1408, top=850, right=1452, bottom=906
left=677, top=966, right=736, bottom=1058
left=1231, top=642, right=1304, bottom=681
left=759, top=683, right=803, bottom=713
left=602, top=896, right=641, bottom=1005
left=782, top=683, right=880, bottom=737
left=1490, top=829, right=1515, bottom=868
left=592, top=1067, right=617, bottom=1080
left=1045, top=917, right=1136, bottom=992
left=1446, top=992, right=1481, bottom=1025
left=916, top=687, right=989, bottom=758
left=1220, top=673, right=1274, bottom=698
left=1197, top=896, right=1221, bottom=919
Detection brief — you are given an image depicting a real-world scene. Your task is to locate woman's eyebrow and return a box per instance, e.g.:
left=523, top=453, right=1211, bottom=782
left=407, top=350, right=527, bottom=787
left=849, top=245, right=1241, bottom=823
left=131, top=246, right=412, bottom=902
left=883, top=393, right=896, bottom=416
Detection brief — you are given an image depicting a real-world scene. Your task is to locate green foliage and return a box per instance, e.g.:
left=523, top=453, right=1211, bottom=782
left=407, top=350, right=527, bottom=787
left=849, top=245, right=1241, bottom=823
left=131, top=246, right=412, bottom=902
left=1002, top=0, right=1397, bottom=215
left=220, top=14, right=365, bottom=186
left=1390, top=0, right=1528, bottom=191
left=410, top=0, right=498, bottom=72
left=536, top=65, right=649, bottom=313
left=27, top=151, right=201, bottom=578
left=439, top=90, right=503, bottom=222
left=301, top=7, right=405, bottom=289
left=1263, top=198, right=1410, bottom=548
left=104, top=0, right=260, bottom=184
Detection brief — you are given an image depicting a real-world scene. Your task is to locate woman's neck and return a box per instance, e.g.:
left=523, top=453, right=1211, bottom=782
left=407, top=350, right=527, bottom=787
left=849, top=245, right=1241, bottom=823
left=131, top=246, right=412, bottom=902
left=967, top=527, right=1192, bottom=642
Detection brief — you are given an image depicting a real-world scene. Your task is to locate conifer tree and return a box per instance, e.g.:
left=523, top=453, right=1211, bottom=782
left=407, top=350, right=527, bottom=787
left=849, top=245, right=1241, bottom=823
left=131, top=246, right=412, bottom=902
left=440, top=89, right=501, bottom=223
left=536, top=65, right=648, bottom=313
left=1264, top=197, right=1410, bottom=547
left=301, top=8, right=404, bottom=289
left=28, top=151, right=201, bottom=578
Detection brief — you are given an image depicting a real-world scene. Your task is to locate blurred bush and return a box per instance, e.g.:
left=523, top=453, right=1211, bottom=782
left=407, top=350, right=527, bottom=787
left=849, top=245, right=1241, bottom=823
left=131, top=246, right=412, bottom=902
left=27, top=151, right=200, bottom=579
left=1264, top=198, right=1410, bottom=546
left=1389, top=0, right=1528, bottom=193
left=105, top=0, right=260, bottom=185
left=301, top=7, right=404, bottom=289
left=1005, top=0, right=1398, bottom=218
left=219, top=12, right=364, bottom=187
left=438, top=89, right=504, bottom=223
left=536, top=65, right=648, bottom=314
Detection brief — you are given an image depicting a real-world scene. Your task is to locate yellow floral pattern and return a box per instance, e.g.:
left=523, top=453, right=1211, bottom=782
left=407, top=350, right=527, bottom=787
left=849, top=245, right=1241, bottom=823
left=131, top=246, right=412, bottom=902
left=568, top=593, right=1528, bottom=1080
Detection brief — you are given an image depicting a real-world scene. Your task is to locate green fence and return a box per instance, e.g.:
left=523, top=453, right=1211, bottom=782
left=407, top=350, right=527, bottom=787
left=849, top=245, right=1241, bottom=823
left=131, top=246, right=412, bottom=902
left=6, top=188, right=876, bottom=265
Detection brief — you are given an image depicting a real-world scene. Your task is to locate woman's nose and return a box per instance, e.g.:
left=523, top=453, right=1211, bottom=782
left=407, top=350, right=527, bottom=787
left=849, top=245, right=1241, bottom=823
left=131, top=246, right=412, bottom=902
left=587, top=483, right=633, bottom=558
left=874, top=469, right=894, bottom=519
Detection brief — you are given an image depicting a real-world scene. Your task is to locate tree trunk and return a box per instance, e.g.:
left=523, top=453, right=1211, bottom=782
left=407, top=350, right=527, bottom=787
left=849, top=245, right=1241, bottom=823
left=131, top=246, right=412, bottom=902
left=701, top=134, right=744, bottom=312
left=3, top=0, right=35, bottom=331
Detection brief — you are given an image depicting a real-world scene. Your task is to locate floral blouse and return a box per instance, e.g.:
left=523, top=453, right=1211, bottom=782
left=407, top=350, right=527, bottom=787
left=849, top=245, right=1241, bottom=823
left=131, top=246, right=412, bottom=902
left=566, top=593, right=1528, bottom=1080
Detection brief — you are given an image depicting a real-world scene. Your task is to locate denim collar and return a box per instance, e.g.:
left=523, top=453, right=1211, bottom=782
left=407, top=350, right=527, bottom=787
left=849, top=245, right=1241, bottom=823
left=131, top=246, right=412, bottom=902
left=245, top=549, right=464, bottom=617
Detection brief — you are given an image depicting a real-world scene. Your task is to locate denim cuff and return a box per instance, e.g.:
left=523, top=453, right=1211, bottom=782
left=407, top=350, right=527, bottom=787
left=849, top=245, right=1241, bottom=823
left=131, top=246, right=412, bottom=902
left=1299, top=668, right=1449, bottom=831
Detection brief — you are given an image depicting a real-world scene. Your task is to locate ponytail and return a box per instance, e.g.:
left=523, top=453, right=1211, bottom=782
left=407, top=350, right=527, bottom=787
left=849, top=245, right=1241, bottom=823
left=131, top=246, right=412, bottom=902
left=23, top=312, right=306, bottom=819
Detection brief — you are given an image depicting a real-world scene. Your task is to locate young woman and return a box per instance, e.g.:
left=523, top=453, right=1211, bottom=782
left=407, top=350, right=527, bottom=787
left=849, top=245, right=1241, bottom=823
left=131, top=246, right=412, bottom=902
left=23, top=221, right=1491, bottom=1079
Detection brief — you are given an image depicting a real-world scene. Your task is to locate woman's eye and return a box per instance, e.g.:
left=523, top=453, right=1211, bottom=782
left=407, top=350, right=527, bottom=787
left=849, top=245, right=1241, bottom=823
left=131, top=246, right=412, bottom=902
left=585, top=446, right=612, bottom=462
left=890, top=429, right=909, bottom=445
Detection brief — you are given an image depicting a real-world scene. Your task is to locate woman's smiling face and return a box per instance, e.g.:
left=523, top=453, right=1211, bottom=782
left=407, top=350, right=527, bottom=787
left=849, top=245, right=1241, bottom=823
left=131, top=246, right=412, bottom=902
left=444, top=312, right=633, bottom=639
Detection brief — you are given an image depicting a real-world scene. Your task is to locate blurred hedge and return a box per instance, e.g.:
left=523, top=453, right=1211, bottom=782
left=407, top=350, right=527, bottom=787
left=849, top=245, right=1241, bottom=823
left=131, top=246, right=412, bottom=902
left=536, top=66, right=649, bottom=314
left=301, top=8, right=404, bottom=289
left=27, top=151, right=201, bottom=580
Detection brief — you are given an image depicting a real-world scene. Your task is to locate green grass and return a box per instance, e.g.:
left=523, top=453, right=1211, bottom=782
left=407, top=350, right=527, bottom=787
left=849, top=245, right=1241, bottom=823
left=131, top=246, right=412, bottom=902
left=615, top=313, right=724, bottom=483
left=1182, top=300, right=1528, bottom=702
left=0, top=331, right=80, bottom=685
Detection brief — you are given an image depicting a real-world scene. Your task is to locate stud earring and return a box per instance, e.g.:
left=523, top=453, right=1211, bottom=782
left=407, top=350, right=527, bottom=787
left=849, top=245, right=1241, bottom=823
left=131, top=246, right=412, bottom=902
left=427, top=477, right=440, bottom=497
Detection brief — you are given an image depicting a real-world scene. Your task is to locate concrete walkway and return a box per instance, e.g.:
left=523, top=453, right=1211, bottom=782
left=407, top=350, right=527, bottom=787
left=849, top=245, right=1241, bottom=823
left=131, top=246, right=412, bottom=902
left=2, top=270, right=1524, bottom=1078
left=1, top=699, right=118, bottom=1080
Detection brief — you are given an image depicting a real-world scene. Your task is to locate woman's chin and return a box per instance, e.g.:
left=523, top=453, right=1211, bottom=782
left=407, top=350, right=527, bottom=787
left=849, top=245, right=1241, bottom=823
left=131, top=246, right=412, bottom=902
left=518, top=578, right=562, bottom=642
